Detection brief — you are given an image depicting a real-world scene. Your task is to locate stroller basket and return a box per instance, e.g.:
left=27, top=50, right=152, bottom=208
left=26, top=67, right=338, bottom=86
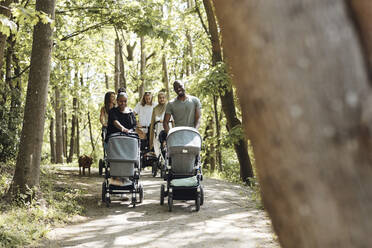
left=167, top=127, right=202, bottom=174
left=106, top=133, right=140, bottom=177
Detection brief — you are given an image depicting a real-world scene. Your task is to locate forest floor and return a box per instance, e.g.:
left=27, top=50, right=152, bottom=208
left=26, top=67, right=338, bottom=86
left=38, top=166, right=279, bottom=248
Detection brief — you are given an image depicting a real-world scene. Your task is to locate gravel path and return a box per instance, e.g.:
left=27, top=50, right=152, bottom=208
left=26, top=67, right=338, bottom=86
left=40, top=167, right=279, bottom=248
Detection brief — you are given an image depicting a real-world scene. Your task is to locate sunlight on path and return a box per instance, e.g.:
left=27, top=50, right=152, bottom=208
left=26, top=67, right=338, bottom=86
left=42, top=168, right=279, bottom=248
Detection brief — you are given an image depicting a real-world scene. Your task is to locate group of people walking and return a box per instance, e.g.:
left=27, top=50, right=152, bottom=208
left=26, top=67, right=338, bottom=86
left=99, top=80, right=202, bottom=152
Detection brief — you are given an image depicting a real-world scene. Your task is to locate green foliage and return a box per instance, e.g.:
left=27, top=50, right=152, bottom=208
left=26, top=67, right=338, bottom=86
left=0, top=164, right=84, bottom=248
left=198, top=62, right=232, bottom=96
left=222, top=124, right=245, bottom=148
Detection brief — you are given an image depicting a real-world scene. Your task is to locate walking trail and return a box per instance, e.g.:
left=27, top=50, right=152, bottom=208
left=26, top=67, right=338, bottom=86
left=40, top=167, right=279, bottom=248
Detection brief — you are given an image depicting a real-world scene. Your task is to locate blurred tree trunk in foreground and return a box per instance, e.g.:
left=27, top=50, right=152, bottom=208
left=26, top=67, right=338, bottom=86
left=214, top=0, right=372, bottom=247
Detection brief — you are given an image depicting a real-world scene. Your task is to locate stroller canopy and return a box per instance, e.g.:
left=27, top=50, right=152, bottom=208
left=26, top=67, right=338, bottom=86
left=106, top=134, right=139, bottom=163
left=167, top=127, right=202, bottom=155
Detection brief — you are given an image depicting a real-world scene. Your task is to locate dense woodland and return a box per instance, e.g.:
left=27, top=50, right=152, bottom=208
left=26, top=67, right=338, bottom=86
left=0, top=0, right=253, bottom=194
left=2, top=0, right=372, bottom=247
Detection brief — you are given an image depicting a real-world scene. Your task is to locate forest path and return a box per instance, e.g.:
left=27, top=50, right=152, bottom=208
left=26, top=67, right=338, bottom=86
left=40, top=166, right=279, bottom=248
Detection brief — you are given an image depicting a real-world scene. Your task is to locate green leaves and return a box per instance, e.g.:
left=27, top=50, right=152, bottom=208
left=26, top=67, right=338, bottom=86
left=0, top=14, right=17, bottom=37
left=197, top=62, right=232, bottom=96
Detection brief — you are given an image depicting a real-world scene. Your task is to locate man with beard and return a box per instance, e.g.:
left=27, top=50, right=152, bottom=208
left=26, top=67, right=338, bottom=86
left=163, top=80, right=201, bottom=133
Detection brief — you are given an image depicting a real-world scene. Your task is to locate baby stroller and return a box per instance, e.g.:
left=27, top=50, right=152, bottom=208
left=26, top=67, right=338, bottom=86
left=151, top=121, right=168, bottom=178
left=139, top=126, right=159, bottom=172
left=160, top=127, right=204, bottom=212
left=102, top=132, right=144, bottom=207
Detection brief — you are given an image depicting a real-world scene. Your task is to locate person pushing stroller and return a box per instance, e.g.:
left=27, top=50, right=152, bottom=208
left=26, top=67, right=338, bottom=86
left=161, top=80, right=204, bottom=211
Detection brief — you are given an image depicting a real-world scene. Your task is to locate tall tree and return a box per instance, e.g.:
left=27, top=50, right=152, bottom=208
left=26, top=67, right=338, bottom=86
left=54, top=87, right=63, bottom=163
left=202, top=0, right=254, bottom=183
left=214, top=0, right=372, bottom=247
left=9, top=0, right=55, bottom=196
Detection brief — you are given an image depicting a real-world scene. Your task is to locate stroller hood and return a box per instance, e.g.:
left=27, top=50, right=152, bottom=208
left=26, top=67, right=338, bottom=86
left=167, top=127, right=201, bottom=156
left=106, top=135, right=139, bottom=162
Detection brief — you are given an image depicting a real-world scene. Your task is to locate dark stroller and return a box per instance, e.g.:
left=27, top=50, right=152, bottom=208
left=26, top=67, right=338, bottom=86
left=102, top=132, right=144, bottom=207
left=160, top=127, right=204, bottom=212
left=151, top=121, right=168, bottom=178
left=139, top=126, right=158, bottom=172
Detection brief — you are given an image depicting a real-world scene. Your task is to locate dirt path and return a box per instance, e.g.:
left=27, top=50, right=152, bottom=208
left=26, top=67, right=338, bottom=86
left=40, top=167, right=279, bottom=248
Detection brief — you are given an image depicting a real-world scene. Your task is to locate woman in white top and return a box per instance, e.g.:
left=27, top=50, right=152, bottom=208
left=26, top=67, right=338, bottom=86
left=134, top=91, right=156, bottom=139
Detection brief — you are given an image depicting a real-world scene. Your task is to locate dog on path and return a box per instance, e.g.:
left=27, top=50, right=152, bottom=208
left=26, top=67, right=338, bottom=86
left=78, top=155, right=93, bottom=175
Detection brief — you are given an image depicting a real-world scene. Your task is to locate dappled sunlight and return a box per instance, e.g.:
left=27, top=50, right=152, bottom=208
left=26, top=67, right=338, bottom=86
left=41, top=169, right=278, bottom=248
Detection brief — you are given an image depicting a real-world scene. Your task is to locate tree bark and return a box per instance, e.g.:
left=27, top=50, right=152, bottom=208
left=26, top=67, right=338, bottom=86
left=67, top=98, right=77, bottom=163
left=54, top=87, right=63, bottom=163
left=214, top=0, right=372, bottom=247
left=114, top=38, right=120, bottom=91
left=348, top=1, right=372, bottom=81
left=119, top=39, right=126, bottom=89
left=186, top=29, right=195, bottom=74
left=87, top=111, right=95, bottom=153
left=10, top=0, right=55, bottom=195
left=203, top=0, right=254, bottom=183
left=49, top=117, right=55, bottom=163
left=213, top=95, right=222, bottom=170
left=139, top=36, right=146, bottom=98
left=104, top=73, right=109, bottom=89
left=162, top=53, right=170, bottom=100
left=63, top=110, right=68, bottom=158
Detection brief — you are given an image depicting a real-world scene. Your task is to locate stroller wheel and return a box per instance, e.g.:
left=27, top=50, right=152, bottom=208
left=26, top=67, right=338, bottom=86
left=160, top=184, right=165, bottom=205
left=195, top=192, right=201, bottom=212
left=200, top=186, right=204, bottom=206
left=168, top=192, right=173, bottom=212
left=99, top=159, right=104, bottom=176
left=152, top=162, right=157, bottom=177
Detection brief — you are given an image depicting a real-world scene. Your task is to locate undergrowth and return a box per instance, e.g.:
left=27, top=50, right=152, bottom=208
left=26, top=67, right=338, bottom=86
left=0, top=162, right=84, bottom=248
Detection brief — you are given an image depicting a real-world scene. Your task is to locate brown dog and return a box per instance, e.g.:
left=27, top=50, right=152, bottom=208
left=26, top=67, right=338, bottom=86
left=78, top=155, right=93, bottom=175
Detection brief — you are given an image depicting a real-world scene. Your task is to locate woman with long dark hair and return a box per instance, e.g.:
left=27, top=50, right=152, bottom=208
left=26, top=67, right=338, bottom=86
left=100, top=91, right=116, bottom=139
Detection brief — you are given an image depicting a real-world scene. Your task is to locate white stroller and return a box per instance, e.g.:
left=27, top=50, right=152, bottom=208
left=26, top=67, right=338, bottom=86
left=160, top=127, right=204, bottom=212
left=102, top=132, right=144, bottom=207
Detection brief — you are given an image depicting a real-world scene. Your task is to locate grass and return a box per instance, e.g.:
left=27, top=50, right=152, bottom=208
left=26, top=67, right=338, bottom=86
left=0, top=162, right=85, bottom=248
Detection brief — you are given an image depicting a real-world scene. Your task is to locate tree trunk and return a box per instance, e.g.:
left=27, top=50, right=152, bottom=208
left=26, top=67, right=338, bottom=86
left=203, top=116, right=216, bottom=171
left=105, top=73, right=109, bottom=89
left=114, top=38, right=120, bottom=92
left=213, top=95, right=222, bottom=171
left=203, top=0, right=254, bottom=183
left=162, top=53, right=170, bottom=100
left=49, top=118, right=55, bottom=163
left=119, top=39, right=126, bottom=89
left=186, top=29, right=195, bottom=74
left=87, top=111, right=95, bottom=153
left=214, top=0, right=372, bottom=247
left=63, top=110, right=68, bottom=158
left=139, top=36, right=146, bottom=98
left=9, top=0, right=55, bottom=196
left=348, top=1, right=372, bottom=80
left=0, top=0, right=13, bottom=74
left=67, top=98, right=77, bottom=163
left=54, top=87, right=63, bottom=163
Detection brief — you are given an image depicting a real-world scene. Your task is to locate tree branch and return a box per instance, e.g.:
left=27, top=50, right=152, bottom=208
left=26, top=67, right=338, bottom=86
left=194, top=0, right=209, bottom=37
left=10, top=64, right=30, bottom=80
left=60, top=21, right=108, bottom=41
